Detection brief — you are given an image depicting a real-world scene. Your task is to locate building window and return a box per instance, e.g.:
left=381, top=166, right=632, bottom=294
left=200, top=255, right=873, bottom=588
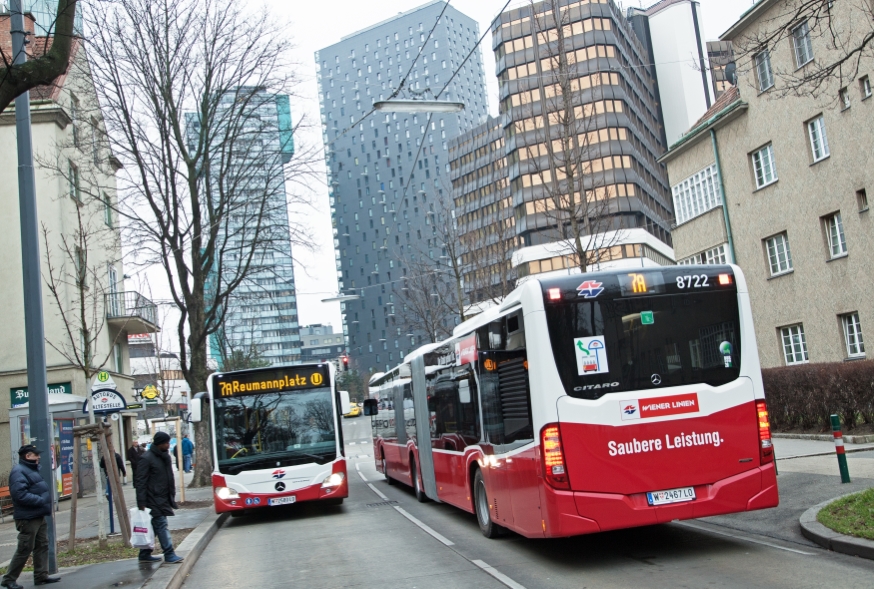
left=755, top=51, right=774, bottom=91
left=857, top=188, right=868, bottom=212
left=670, top=164, right=721, bottom=224
left=807, top=116, right=829, bottom=162
left=861, top=75, right=872, bottom=99
left=678, top=243, right=729, bottom=265
left=781, top=325, right=809, bottom=365
left=842, top=312, right=865, bottom=358
left=793, top=21, right=814, bottom=67
left=103, top=193, right=112, bottom=227
left=114, top=343, right=123, bottom=373
left=825, top=212, right=847, bottom=257
left=765, top=233, right=793, bottom=276
left=752, top=144, right=777, bottom=189
left=839, top=87, right=851, bottom=110
left=68, top=160, right=81, bottom=201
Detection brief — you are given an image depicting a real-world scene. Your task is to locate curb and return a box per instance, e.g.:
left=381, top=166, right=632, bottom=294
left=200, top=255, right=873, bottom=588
left=777, top=445, right=874, bottom=461
left=140, top=511, right=228, bottom=589
left=799, top=493, right=874, bottom=560
left=775, top=433, right=874, bottom=444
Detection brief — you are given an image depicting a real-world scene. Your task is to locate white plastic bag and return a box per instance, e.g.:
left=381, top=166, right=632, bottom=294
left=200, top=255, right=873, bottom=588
left=130, top=508, right=155, bottom=550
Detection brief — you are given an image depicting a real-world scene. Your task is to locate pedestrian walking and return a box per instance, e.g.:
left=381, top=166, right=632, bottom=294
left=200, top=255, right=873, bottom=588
left=181, top=435, right=194, bottom=473
left=134, top=432, right=183, bottom=564
left=99, top=451, right=127, bottom=491
left=126, top=441, right=141, bottom=481
left=1, top=445, right=60, bottom=588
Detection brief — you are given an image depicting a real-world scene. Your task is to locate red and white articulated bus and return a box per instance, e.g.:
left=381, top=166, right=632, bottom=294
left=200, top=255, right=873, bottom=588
left=201, top=363, right=350, bottom=514
left=364, top=265, right=778, bottom=538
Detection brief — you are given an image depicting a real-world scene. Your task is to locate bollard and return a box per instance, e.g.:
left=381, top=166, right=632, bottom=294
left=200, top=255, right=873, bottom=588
left=830, top=414, right=851, bottom=483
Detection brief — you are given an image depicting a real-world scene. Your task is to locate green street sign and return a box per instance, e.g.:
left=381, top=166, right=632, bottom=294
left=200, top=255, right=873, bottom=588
left=127, top=403, right=144, bottom=410
left=641, top=311, right=654, bottom=325
left=11, top=382, right=73, bottom=407
left=145, top=399, right=159, bottom=405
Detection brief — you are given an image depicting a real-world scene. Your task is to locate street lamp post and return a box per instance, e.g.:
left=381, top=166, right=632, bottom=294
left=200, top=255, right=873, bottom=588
left=10, top=0, right=58, bottom=572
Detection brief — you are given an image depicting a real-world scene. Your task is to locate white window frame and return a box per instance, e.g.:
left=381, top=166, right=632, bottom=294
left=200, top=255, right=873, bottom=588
left=765, top=233, right=793, bottom=276
left=793, top=21, right=814, bottom=68
left=839, top=87, right=851, bottom=110
left=861, top=76, right=872, bottom=99
left=752, top=144, right=778, bottom=189
left=670, top=164, right=722, bottom=225
left=755, top=50, right=774, bottom=92
left=826, top=212, right=847, bottom=257
left=781, top=325, right=809, bottom=365
left=841, top=313, right=865, bottom=358
left=807, top=116, right=830, bottom=162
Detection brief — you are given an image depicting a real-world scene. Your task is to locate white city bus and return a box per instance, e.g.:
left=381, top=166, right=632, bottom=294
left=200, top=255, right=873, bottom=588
left=202, top=363, right=350, bottom=514
left=366, top=265, right=778, bottom=538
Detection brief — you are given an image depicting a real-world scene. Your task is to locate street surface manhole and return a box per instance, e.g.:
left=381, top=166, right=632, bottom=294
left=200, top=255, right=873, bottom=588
left=366, top=501, right=399, bottom=508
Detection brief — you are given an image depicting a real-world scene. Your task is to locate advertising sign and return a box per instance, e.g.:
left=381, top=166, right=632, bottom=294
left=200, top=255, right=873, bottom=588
left=10, top=382, right=72, bottom=408
left=85, top=389, right=127, bottom=414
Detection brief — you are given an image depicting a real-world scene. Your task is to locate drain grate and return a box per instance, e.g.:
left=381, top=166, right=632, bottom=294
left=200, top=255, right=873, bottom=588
left=365, top=500, right=399, bottom=508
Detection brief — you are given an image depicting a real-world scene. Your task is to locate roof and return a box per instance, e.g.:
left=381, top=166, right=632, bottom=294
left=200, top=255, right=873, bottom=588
left=720, top=0, right=778, bottom=41
left=0, top=13, right=78, bottom=103
left=660, top=86, right=746, bottom=162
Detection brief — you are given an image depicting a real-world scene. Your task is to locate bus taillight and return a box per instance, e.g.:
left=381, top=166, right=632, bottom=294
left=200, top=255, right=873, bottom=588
left=756, top=400, right=773, bottom=464
left=541, top=424, right=570, bottom=489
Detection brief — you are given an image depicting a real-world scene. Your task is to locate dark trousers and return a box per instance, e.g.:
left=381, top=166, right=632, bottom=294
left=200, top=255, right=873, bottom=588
left=3, top=517, right=48, bottom=583
left=138, top=515, right=174, bottom=560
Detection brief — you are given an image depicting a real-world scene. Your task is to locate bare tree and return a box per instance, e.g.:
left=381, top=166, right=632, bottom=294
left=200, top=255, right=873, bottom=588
left=0, top=0, right=78, bottom=113
left=393, top=251, right=457, bottom=345
left=459, top=209, right=517, bottom=307
left=82, top=0, right=318, bottom=486
left=517, top=0, right=626, bottom=273
left=732, top=0, right=874, bottom=100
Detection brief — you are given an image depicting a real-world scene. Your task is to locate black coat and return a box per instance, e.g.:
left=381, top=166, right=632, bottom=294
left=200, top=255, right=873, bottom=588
left=99, top=452, right=127, bottom=477
left=126, top=446, right=141, bottom=469
left=134, top=445, right=177, bottom=516
left=8, top=459, right=51, bottom=520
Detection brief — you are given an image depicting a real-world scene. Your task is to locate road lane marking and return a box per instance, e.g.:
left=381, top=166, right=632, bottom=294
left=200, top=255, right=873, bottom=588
left=367, top=483, right=389, bottom=500
left=358, top=471, right=368, bottom=482
left=355, top=462, right=361, bottom=471
left=393, top=506, right=455, bottom=546
left=674, top=521, right=815, bottom=555
left=472, top=560, right=528, bottom=589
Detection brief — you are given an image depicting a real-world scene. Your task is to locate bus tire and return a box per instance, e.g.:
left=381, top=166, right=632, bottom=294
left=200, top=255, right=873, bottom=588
left=411, top=458, right=428, bottom=503
left=473, top=469, right=506, bottom=539
left=323, top=497, right=344, bottom=506
left=382, top=454, right=395, bottom=485
left=230, top=511, right=246, bottom=518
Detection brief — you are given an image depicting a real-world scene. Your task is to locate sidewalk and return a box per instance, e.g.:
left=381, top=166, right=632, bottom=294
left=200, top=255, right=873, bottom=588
left=773, top=436, right=874, bottom=460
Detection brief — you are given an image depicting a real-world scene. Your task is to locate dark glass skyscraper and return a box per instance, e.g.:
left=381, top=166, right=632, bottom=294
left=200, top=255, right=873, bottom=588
left=316, top=1, right=488, bottom=375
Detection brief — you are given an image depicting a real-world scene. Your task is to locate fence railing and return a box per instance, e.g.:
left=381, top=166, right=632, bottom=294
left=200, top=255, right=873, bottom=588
left=105, top=291, right=158, bottom=326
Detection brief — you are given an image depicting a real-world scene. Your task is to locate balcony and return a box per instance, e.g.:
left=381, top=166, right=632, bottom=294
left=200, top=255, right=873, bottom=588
left=105, top=292, right=159, bottom=335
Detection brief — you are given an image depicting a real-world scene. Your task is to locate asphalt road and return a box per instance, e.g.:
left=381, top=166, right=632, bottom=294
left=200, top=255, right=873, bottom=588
left=182, top=418, right=874, bottom=589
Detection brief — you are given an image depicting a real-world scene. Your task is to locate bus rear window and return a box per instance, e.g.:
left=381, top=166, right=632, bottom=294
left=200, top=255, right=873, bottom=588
left=545, top=291, right=742, bottom=398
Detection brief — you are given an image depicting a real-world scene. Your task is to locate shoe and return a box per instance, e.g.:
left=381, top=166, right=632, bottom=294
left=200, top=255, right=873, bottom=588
left=164, top=554, right=184, bottom=564
left=34, top=578, right=61, bottom=585
left=1, top=581, right=24, bottom=589
left=138, top=555, right=162, bottom=562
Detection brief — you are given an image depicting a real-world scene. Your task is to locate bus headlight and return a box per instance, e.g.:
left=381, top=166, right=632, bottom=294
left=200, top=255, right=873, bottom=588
left=215, top=486, right=240, bottom=500
left=321, top=472, right=346, bottom=488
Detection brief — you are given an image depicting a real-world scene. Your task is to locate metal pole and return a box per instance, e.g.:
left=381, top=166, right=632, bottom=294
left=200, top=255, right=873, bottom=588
left=710, top=129, right=737, bottom=264
left=175, top=418, right=185, bottom=503
left=10, top=0, right=57, bottom=573
left=830, top=414, right=851, bottom=483
left=67, top=433, right=80, bottom=551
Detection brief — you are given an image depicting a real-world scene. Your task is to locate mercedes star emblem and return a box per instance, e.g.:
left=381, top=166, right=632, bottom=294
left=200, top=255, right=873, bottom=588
left=651, top=374, right=662, bottom=385
left=275, top=482, right=286, bottom=492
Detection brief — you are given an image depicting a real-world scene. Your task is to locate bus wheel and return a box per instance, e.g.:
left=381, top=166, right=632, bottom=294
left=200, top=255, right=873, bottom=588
left=323, top=497, right=344, bottom=506
left=230, top=511, right=246, bottom=518
left=411, top=458, right=428, bottom=503
left=382, top=454, right=395, bottom=485
left=473, top=469, right=506, bottom=538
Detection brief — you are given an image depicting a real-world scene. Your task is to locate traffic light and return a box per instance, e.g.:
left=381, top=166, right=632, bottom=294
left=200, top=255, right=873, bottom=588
left=341, top=356, right=349, bottom=371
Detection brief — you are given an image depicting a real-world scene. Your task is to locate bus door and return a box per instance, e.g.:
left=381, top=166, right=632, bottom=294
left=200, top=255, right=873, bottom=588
left=392, top=382, right=409, bottom=481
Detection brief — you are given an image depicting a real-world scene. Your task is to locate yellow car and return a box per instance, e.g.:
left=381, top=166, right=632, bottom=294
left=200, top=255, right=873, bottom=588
left=343, top=404, right=362, bottom=418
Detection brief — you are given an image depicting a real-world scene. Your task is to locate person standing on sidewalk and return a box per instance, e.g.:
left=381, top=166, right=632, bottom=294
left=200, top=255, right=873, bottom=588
left=1, top=445, right=60, bottom=588
left=126, top=441, right=141, bottom=481
left=181, top=435, right=194, bottom=473
left=134, top=432, right=183, bottom=564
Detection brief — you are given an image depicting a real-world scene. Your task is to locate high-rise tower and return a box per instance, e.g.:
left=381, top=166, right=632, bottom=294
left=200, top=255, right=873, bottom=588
left=316, top=1, right=488, bottom=375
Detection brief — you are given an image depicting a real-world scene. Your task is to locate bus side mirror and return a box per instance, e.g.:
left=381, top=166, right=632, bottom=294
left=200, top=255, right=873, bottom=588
left=363, top=399, right=378, bottom=416
left=340, top=390, right=351, bottom=415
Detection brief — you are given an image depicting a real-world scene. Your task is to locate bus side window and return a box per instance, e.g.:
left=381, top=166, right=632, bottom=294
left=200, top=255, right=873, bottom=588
left=403, top=383, right=416, bottom=442
left=430, top=366, right=479, bottom=451
left=480, top=312, right=534, bottom=450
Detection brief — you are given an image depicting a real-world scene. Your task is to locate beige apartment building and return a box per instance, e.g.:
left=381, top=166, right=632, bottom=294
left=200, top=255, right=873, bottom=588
left=0, top=14, right=157, bottom=484
left=661, top=0, right=872, bottom=369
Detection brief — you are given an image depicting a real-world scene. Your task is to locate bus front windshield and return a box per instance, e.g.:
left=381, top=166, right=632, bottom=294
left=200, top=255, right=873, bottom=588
left=214, top=388, right=337, bottom=474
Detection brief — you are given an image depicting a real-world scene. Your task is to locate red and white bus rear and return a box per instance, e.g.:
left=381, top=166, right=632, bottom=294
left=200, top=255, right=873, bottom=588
left=204, top=363, right=349, bottom=514
left=365, top=265, right=778, bottom=537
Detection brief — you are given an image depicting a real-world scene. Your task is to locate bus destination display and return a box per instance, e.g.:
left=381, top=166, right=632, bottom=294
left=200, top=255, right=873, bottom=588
left=618, top=272, right=665, bottom=296
left=213, top=365, right=330, bottom=397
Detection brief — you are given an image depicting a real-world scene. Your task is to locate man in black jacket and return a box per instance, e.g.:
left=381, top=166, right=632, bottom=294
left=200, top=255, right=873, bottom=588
left=1, top=446, right=60, bottom=588
left=126, top=441, right=142, bottom=480
left=134, top=432, right=183, bottom=564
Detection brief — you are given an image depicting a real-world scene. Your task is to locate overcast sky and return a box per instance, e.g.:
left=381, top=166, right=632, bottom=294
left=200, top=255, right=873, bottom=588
left=130, top=0, right=754, bottom=342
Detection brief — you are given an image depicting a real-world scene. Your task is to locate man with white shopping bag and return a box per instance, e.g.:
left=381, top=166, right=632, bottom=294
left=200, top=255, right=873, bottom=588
left=133, top=432, right=183, bottom=564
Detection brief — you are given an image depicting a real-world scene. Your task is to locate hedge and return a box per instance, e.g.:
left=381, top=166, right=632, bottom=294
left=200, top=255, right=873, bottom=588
left=762, top=360, right=874, bottom=431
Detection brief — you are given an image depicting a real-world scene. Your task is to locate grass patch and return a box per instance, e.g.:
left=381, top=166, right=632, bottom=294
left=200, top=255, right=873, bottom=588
left=0, top=528, right=193, bottom=573
left=818, top=488, right=874, bottom=541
